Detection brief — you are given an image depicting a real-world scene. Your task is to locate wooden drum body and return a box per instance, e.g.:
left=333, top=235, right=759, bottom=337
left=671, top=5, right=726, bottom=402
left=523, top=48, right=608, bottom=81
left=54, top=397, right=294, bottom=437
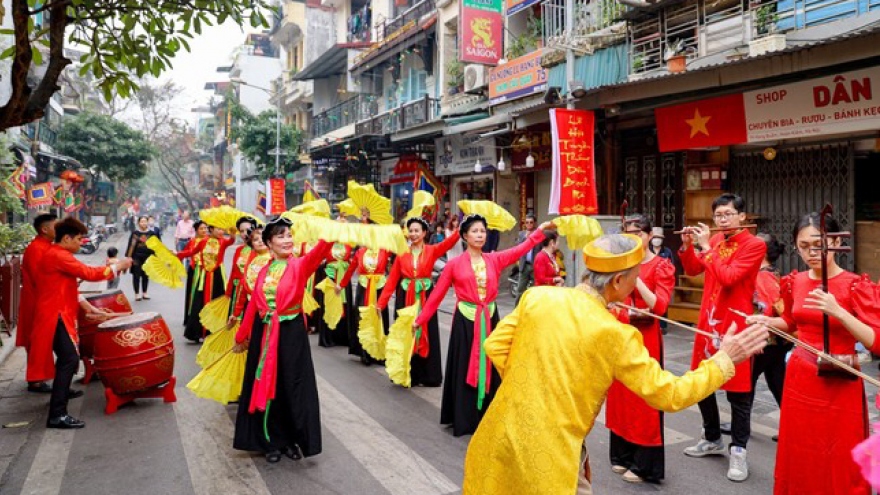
left=77, top=290, right=132, bottom=358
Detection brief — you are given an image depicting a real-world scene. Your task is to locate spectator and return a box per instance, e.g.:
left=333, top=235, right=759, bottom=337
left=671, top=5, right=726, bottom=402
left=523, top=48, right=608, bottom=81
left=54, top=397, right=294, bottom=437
left=126, top=216, right=158, bottom=301
left=429, top=223, right=446, bottom=245
left=106, top=247, right=122, bottom=289
left=514, top=214, right=540, bottom=304
left=445, top=216, right=464, bottom=258
left=175, top=210, right=195, bottom=254
left=650, top=227, right=674, bottom=261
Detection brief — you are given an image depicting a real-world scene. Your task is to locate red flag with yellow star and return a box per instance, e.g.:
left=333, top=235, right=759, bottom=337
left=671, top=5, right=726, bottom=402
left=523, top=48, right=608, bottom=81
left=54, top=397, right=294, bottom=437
left=655, top=94, right=747, bottom=152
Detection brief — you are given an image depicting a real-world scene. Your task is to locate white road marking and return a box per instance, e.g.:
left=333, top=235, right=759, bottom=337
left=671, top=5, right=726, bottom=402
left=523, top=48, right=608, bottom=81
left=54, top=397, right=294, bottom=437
left=19, top=389, right=84, bottom=495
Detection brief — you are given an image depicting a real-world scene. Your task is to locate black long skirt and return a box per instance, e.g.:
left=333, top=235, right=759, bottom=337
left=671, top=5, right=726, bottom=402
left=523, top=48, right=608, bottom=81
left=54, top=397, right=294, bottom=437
left=440, top=308, right=501, bottom=437
left=183, top=266, right=195, bottom=325
left=233, top=314, right=322, bottom=457
left=609, top=432, right=665, bottom=482
left=349, top=287, right=390, bottom=362
left=304, top=270, right=324, bottom=333
left=317, top=284, right=352, bottom=348
left=183, top=271, right=225, bottom=342
left=395, top=287, right=443, bottom=387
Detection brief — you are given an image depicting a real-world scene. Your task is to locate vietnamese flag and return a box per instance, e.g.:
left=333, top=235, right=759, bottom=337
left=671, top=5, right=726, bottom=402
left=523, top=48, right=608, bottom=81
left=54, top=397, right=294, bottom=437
left=655, top=94, right=747, bottom=152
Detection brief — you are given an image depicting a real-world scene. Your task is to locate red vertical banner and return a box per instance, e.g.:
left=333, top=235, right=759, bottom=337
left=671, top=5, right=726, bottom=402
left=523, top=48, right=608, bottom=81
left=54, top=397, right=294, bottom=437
left=268, top=178, right=287, bottom=215
left=549, top=109, right=597, bottom=215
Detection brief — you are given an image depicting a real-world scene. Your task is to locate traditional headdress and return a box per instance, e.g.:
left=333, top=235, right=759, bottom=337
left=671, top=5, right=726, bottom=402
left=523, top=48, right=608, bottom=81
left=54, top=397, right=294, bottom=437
left=405, top=216, right=431, bottom=232
left=262, top=216, right=293, bottom=245
left=459, top=214, right=488, bottom=237
left=582, top=234, right=644, bottom=273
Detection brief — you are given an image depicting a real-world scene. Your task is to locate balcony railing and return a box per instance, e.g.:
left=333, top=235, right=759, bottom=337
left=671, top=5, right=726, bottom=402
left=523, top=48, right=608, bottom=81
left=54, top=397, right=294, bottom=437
left=381, top=0, right=434, bottom=41
left=355, top=95, right=440, bottom=135
left=347, top=8, right=372, bottom=43
left=311, top=94, right=370, bottom=139
left=749, top=0, right=880, bottom=38
left=542, top=0, right=627, bottom=50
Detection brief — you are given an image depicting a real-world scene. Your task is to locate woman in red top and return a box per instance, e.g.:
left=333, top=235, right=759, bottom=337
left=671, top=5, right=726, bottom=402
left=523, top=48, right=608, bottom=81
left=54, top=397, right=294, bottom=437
left=413, top=215, right=554, bottom=436
left=748, top=213, right=880, bottom=495
left=377, top=217, right=461, bottom=387
left=177, top=223, right=235, bottom=342
left=533, top=231, right=564, bottom=286
left=316, top=240, right=354, bottom=348
left=605, top=214, right=675, bottom=483
left=341, top=244, right=392, bottom=364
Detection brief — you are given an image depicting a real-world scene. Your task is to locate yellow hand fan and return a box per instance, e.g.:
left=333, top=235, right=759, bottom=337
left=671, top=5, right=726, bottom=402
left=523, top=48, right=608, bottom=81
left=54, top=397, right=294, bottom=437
left=187, top=349, right=247, bottom=405
left=336, top=198, right=360, bottom=218
left=347, top=180, right=393, bottom=225
left=358, top=306, right=386, bottom=360
left=290, top=199, right=331, bottom=218
left=143, top=256, right=184, bottom=289
left=385, top=304, right=418, bottom=388
left=302, top=290, right=320, bottom=315
left=404, top=190, right=435, bottom=220
left=458, top=200, right=517, bottom=232
left=199, top=296, right=231, bottom=334
left=199, top=205, right=249, bottom=231
left=280, top=212, right=409, bottom=254
left=195, top=322, right=238, bottom=369
left=145, top=237, right=186, bottom=283
left=316, top=278, right=343, bottom=330
left=553, top=214, right=604, bottom=250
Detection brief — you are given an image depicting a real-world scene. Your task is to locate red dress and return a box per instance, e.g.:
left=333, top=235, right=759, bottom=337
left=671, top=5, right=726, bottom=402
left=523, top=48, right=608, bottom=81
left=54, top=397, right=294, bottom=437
left=679, top=229, right=765, bottom=392
left=774, top=271, right=880, bottom=495
left=605, top=255, right=675, bottom=446
left=17, top=236, right=52, bottom=351
left=28, top=245, right=115, bottom=382
left=532, top=249, right=559, bottom=286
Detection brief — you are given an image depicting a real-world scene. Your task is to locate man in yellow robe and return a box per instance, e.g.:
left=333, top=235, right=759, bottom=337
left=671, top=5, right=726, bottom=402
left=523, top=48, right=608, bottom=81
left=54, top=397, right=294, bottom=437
left=462, top=234, right=769, bottom=494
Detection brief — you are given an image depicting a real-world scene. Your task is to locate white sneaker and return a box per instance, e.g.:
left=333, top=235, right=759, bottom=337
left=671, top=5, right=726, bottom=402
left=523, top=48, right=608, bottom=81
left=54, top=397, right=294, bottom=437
left=684, top=438, right=725, bottom=457
left=858, top=351, right=872, bottom=364
left=727, top=446, right=749, bottom=482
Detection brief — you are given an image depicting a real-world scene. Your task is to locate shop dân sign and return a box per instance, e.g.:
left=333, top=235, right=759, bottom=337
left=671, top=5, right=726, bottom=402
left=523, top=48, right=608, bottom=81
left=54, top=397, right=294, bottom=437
left=460, top=0, right=503, bottom=65
left=488, top=51, right=548, bottom=105
left=549, top=109, right=597, bottom=215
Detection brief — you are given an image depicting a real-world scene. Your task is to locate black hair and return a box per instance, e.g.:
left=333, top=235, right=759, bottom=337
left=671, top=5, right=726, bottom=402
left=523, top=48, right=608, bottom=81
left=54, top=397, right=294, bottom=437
left=33, top=213, right=57, bottom=231
left=138, top=215, right=148, bottom=223
left=236, top=216, right=258, bottom=230
left=193, top=220, right=206, bottom=232
left=406, top=217, right=430, bottom=232
left=246, top=226, right=263, bottom=248
left=460, top=214, right=487, bottom=237
left=757, top=232, right=785, bottom=265
left=525, top=214, right=537, bottom=222
left=107, top=247, right=118, bottom=258
left=262, top=216, right=292, bottom=245
left=623, top=213, right=651, bottom=234
left=793, top=212, right=842, bottom=242
left=54, top=217, right=88, bottom=242
left=711, top=193, right=745, bottom=213
left=541, top=230, right=558, bottom=247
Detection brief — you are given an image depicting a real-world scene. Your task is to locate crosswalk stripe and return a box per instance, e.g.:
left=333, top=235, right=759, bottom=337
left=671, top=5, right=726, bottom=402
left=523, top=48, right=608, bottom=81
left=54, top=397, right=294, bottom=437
left=174, top=392, right=272, bottom=495
left=19, top=390, right=84, bottom=495
left=316, top=375, right=459, bottom=495
left=369, top=363, right=443, bottom=408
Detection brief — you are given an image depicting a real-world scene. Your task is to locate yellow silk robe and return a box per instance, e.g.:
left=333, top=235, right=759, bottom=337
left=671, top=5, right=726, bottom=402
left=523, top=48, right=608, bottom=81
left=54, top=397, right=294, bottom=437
left=462, top=286, right=735, bottom=495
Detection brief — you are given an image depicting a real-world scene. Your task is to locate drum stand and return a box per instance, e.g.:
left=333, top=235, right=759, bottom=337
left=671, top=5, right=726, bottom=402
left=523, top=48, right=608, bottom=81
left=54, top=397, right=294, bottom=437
left=80, top=357, right=97, bottom=384
left=104, top=376, right=177, bottom=415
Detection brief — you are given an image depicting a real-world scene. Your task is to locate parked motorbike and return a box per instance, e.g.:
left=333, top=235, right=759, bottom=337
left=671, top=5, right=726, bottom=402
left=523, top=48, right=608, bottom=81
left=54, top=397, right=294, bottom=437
left=105, top=223, right=117, bottom=235
left=79, top=236, right=97, bottom=255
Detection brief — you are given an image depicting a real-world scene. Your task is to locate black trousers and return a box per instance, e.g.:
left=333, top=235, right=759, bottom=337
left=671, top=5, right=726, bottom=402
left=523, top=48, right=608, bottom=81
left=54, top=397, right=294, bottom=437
left=750, top=342, right=790, bottom=407
left=609, top=431, right=665, bottom=481
left=131, top=263, right=150, bottom=293
left=49, top=319, right=78, bottom=418
left=698, top=390, right=753, bottom=449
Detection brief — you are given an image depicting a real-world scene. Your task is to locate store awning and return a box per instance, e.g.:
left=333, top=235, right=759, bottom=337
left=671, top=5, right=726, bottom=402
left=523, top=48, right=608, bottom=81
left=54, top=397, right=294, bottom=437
left=293, top=43, right=370, bottom=81
left=443, top=114, right=512, bottom=136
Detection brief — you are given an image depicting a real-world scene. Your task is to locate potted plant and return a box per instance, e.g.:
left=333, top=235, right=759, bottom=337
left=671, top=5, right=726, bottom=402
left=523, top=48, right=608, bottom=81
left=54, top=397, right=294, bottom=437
left=664, top=39, right=690, bottom=73
left=755, top=5, right=778, bottom=36
left=446, top=56, right=464, bottom=95
left=749, top=4, right=786, bottom=55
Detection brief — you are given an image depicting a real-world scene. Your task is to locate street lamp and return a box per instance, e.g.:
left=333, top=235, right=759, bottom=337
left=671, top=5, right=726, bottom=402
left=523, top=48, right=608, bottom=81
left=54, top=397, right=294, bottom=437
left=229, top=77, right=284, bottom=176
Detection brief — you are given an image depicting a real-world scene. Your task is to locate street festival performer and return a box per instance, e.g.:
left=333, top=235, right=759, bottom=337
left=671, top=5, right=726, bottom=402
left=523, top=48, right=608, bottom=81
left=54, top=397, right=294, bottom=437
left=461, top=233, right=768, bottom=494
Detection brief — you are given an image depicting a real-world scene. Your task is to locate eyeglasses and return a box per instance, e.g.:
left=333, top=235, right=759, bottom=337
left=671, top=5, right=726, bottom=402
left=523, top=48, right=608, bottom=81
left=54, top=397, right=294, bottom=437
left=713, top=212, right=739, bottom=220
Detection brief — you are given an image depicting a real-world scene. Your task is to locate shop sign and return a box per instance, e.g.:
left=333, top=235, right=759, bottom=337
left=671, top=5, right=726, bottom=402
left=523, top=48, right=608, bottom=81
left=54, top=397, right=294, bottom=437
left=435, top=135, right=497, bottom=176
left=511, top=123, right=551, bottom=171
left=460, top=0, right=503, bottom=65
left=549, top=109, right=597, bottom=215
left=506, top=0, right=540, bottom=15
left=488, top=51, right=547, bottom=105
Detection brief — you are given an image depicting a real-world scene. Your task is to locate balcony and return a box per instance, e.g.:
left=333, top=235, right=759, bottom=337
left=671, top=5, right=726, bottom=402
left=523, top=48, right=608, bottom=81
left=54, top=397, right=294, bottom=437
left=347, top=7, right=371, bottom=43
left=350, top=0, right=436, bottom=72
left=749, top=0, right=880, bottom=38
left=355, top=95, right=440, bottom=135
left=383, top=0, right=434, bottom=40
left=311, top=94, right=370, bottom=139
left=542, top=0, right=627, bottom=53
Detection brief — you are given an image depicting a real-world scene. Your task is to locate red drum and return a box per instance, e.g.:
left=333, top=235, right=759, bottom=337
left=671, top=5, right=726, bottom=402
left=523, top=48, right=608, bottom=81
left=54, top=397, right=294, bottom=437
left=95, top=312, right=177, bottom=414
left=77, top=290, right=132, bottom=358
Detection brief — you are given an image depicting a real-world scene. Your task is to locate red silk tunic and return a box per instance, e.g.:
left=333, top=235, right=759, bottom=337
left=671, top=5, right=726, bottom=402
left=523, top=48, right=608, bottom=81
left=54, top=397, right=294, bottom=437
left=225, top=244, right=250, bottom=298
left=532, top=249, right=559, bottom=286
left=341, top=248, right=391, bottom=307
left=605, top=255, right=675, bottom=446
left=28, top=245, right=115, bottom=382
left=679, top=229, right=765, bottom=392
left=774, top=271, right=880, bottom=495
left=17, top=235, right=53, bottom=350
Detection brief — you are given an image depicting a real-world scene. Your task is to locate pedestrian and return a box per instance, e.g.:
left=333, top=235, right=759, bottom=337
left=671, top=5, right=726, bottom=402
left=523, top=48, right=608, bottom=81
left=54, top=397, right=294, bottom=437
left=413, top=214, right=554, bottom=436
left=429, top=223, right=446, bottom=244
left=175, top=210, right=195, bottom=258
left=17, top=213, right=58, bottom=393
left=34, top=217, right=132, bottom=428
left=147, top=215, right=161, bottom=237
left=514, top=214, right=540, bottom=304
left=747, top=213, right=880, bottom=495
left=126, top=216, right=158, bottom=301
left=679, top=193, right=766, bottom=482
left=232, top=217, right=332, bottom=463
left=605, top=214, right=676, bottom=483
left=444, top=216, right=464, bottom=258
left=532, top=230, right=564, bottom=287
left=377, top=217, right=462, bottom=387
left=177, top=221, right=235, bottom=342
left=461, top=234, right=768, bottom=495
left=106, top=247, right=122, bottom=289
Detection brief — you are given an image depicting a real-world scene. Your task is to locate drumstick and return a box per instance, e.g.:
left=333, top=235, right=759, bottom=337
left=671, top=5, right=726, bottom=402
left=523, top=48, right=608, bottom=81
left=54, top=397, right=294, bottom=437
left=612, top=303, right=717, bottom=339
left=85, top=311, right=133, bottom=321
left=673, top=225, right=758, bottom=235
left=729, top=308, right=880, bottom=387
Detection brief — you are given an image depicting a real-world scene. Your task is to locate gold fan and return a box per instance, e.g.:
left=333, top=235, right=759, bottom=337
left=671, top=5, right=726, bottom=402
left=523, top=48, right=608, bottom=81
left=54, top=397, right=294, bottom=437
left=187, top=349, right=247, bottom=405
left=347, top=180, right=393, bottom=224
left=290, top=199, right=331, bottom=218
left=336, top=198, right=360, bottom=218
left=199, top=296, right=231, bottom=334
left=316, top=278, right=343, bottom=330
left=457, top=200, right=517, bottom=232
left=280, top=212, right=409, bottom=254
left=404, top=190, right=435, bottom=220
left=358, top=306, right=386, bottom=360
left=553, top=215, right=604, bottom=250
left=385, top=304, right=418, bottom=388
left=199, top=205, right=250, bottom=231
left=143, top=237, right=186, bottom=288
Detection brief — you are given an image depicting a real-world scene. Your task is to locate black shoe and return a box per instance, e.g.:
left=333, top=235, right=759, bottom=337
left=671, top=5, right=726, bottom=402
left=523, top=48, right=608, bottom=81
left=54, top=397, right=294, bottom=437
left=266, top=450, right=282, bottom=463
left=284, top=445, right=303, bottom=461
left=68, top=389, right=84, bottom=399
left=27, top=382, right=52, bottom=394
left=46, top=415, right=85, bottom=429
left=772, top=434, right=778, bottom=442
left=720, top=422, right=732, bottom=435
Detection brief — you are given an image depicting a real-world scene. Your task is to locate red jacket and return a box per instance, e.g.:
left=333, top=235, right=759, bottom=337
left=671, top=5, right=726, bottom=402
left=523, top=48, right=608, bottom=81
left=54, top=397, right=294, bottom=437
left=532, top=249, right=559, bottom=286
left=376, top=231, right=461, bottom=311
left=28, top=245, right=114, bottom=382
left=225, top=244, right=249, bottom=298
left=679, top=229, right=766, bottom=392
left=16, top=236, right=53, bottom=349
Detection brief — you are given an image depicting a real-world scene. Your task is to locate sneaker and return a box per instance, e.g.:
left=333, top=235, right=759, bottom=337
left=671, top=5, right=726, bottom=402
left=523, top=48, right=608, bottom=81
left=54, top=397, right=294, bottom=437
left=622, top=470, right=644, bottom=483
left=727, top=446, right=749, bottom=482
left=684, top=439, right=725, bottom=458
left=611, top=465, right=627, bottom=474
left=858, top=351, right=872, bottom=364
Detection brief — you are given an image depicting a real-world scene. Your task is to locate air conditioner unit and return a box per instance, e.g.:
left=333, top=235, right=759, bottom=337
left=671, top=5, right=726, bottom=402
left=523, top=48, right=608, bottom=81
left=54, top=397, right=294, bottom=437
left=464, top=64, right=489, bottom=93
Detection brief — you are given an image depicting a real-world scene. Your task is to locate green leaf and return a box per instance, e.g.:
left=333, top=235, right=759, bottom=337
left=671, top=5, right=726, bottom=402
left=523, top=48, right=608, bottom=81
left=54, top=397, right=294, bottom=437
left=0, top=46, right=14, bottom=60
left=31, top=47, right=42, bottom=65
left=0, top=29, right=13, bottom=36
